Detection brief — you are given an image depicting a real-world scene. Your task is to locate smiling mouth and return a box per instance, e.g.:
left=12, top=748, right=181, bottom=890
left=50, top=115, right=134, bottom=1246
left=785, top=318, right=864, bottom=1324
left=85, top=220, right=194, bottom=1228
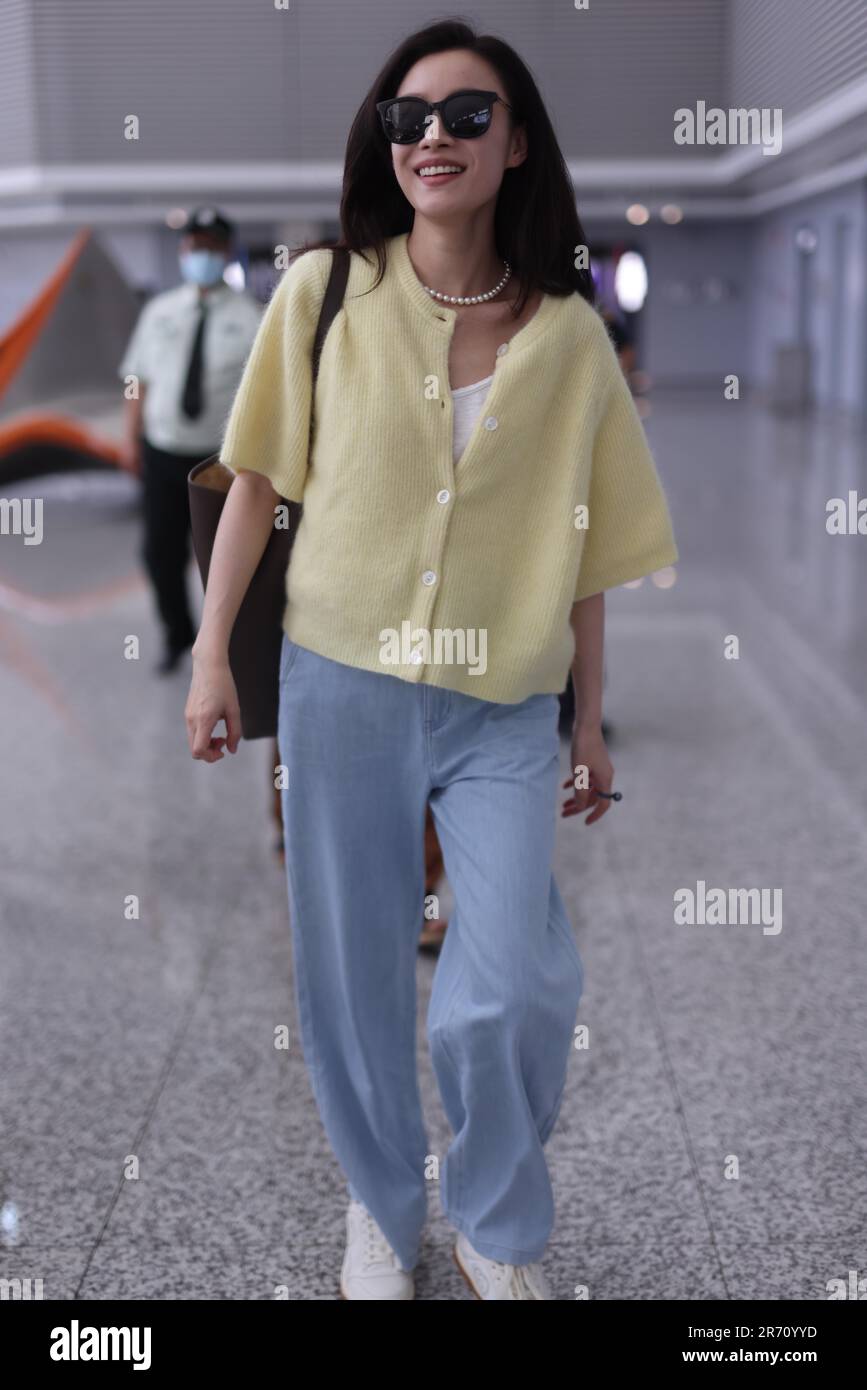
left=415, top=165, right=465, bottom=181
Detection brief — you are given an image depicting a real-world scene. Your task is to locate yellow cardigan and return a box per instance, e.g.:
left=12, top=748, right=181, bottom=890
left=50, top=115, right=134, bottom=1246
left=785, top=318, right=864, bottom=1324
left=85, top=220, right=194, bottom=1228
left=220, top=231, right=679, bottom=704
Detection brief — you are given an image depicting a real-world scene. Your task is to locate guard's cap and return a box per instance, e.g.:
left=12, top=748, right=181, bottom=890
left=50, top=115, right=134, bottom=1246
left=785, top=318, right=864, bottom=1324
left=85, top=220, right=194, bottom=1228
left=181, top=206, right=235, bottom=241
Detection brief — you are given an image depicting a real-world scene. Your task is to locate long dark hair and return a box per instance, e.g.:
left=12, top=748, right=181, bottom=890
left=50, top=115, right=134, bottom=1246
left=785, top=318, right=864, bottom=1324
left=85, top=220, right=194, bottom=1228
left=298, top=17, right=595, bottom=315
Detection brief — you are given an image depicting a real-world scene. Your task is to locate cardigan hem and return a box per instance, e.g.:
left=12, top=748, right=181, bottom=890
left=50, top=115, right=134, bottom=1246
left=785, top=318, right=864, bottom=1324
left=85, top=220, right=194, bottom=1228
left=282, top=611, right=570, bottom=707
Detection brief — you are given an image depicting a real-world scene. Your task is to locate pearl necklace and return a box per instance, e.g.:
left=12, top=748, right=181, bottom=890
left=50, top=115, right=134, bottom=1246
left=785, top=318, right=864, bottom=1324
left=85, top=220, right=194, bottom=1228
left=421, top=260, right=512, bottom=305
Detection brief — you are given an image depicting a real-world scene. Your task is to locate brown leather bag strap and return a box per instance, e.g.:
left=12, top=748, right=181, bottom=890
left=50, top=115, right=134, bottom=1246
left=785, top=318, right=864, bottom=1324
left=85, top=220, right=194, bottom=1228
left=311, top=246, right=350, bottom=383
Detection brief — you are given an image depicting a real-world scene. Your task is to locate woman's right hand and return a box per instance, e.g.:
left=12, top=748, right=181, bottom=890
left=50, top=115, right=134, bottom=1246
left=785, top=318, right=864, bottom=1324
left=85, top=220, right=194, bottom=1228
left=185, top=648, right=243, bottom=762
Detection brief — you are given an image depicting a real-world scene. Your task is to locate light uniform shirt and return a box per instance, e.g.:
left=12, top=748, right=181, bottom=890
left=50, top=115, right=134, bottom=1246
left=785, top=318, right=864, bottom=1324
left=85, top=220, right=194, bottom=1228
left=118, top=281, right=263, bottom=454
left=220, top=231, right=679, bottom=705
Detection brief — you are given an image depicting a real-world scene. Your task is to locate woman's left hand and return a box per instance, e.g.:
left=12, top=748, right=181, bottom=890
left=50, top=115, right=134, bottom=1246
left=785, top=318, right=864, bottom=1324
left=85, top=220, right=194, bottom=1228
left=561, top=720, right=614, bottom=825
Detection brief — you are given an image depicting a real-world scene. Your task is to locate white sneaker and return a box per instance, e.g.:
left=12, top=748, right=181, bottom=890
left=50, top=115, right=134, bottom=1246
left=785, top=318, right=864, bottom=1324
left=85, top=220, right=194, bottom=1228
left=339, top=1199, right=415, bottom=1300
left=454, top=1230, right=553, bottom=1300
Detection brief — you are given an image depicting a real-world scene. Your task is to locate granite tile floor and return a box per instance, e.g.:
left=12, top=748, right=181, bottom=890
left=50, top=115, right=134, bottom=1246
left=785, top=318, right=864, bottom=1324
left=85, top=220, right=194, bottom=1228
left=1, top=388, right=866, bottom=1299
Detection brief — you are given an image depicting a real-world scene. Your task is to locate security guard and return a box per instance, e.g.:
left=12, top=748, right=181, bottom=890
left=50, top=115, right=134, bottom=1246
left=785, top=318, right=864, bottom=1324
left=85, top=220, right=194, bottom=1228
left=119, top=207, right=263, bottom=672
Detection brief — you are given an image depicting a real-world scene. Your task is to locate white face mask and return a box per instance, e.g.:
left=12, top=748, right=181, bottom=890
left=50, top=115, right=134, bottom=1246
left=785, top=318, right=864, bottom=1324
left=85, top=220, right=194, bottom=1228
left=179, top=249, right=227, bottom=286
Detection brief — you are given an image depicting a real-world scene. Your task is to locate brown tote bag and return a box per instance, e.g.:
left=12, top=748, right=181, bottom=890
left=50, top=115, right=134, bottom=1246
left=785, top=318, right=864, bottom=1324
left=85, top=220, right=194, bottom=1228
left=187, top=247, right=350, bottom=741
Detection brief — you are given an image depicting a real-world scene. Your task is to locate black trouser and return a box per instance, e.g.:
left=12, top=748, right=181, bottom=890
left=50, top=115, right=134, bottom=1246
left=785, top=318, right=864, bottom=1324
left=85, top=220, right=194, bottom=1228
left=140, top=435, right=215, bottom=652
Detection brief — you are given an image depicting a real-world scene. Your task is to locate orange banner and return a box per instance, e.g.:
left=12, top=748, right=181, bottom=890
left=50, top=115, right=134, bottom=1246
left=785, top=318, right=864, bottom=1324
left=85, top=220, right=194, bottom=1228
left=0, top=228, right=91, bottom=401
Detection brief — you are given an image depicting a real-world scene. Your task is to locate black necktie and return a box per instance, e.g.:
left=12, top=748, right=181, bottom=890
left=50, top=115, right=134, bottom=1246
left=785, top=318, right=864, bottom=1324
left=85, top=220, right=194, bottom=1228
left=181, top=299, right=207, bottom=419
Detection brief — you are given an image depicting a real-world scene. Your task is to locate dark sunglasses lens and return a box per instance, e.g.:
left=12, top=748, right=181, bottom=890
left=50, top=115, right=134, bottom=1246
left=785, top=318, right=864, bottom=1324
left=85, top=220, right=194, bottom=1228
left=444, top=92, right=494, bottom=137
left=381, top=98, right=427, bottom=143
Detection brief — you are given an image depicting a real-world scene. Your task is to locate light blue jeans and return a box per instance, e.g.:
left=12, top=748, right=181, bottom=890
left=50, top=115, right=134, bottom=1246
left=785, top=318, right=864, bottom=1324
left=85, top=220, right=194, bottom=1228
left=276, top=633, right=584, bottom=1271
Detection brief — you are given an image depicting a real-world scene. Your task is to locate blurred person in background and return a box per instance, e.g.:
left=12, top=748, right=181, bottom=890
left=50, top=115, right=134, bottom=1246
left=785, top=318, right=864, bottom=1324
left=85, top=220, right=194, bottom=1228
left=118, top=207, right=262, bottom=672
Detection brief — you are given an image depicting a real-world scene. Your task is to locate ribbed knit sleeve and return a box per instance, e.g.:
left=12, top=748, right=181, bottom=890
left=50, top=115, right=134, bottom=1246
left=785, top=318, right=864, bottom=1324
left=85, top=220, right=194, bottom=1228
left=219, top=249, right=329, bottom=502
left=573, top=343, right=679, bottom=602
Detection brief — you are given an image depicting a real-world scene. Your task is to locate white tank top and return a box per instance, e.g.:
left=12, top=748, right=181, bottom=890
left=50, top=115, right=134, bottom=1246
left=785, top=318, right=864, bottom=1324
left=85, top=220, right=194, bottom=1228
left=452, top=372, right=494, bottom=464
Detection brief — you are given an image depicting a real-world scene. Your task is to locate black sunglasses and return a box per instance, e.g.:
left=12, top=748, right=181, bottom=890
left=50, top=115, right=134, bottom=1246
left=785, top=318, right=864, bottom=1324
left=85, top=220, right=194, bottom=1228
left=376, top=88, right=514, bottom=144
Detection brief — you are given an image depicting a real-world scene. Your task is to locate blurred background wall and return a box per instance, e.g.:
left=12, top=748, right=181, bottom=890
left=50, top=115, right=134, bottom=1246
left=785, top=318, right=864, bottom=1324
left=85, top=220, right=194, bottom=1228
left=2, top=0, right=867, bottom=417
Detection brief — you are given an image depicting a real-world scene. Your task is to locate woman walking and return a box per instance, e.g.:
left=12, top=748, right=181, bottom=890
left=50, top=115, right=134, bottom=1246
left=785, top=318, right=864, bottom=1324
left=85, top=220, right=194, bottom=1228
left=186, top=20, right=678, bottom=1300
